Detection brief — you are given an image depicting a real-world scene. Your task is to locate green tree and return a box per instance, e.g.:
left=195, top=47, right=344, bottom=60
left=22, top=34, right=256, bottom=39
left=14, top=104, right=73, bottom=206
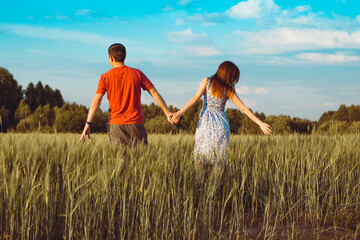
left=317, top=120, right=348, bottom=135
left=36, top=81, right=46, bottom=106
left=53, top=89, right=64, bottom=108
left=15, top=118, right=32, bottom=133
left=91, top=109, right=109, bottom=133
left=24, top=81, right=64, bottom=112
left=226, top=108, right=243, bottom=134
left=14, top=99, right=31, bottom=124
left=317, top=110, right=335, bottom=128
left=333, top=104, right=349, bottom=122
left=168, top=105, right=179, bottom=115
left=145, top=116, right=179, bottom=134
left=0, top=106, right=9, bottom=132
left=348, top=105, right=360, bottom=122
left=316, top=105, right=360, bottom=133
left=140, top=103, right=180, bottom=133
left=178, top=100, right=203, bottom=133
left=265, top=115, right=292, bottom=135
left=16, top=104, right=55, bottom=132
left=33, top=104, right=56, bottom=131
left=238, top=110, right=265, bottom=135
left=54, top=103, right=88, bottom=133
left=0, top=67, right=23, bottom=130
left=24, top=82, right=38, bottom=112
left=142, top=103, right=163, bottom=121
left=290, top=117, right=313, bottom=134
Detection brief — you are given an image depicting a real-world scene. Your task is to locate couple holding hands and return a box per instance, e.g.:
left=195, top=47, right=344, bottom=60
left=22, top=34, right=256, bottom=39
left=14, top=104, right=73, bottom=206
left=80, top=43, right=271, bottom=163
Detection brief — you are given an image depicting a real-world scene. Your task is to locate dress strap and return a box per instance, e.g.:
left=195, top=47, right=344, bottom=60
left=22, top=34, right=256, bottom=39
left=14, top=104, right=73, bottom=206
left=206, top=77, right=211, bottom=94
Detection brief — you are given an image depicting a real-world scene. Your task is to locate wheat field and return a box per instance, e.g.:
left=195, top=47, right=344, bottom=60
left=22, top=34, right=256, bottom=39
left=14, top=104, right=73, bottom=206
left=0, top=133, right=359, bottom=239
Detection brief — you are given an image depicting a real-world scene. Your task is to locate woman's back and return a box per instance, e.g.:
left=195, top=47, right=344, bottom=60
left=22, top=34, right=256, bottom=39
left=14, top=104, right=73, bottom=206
left=202, top=78, right=228, bottom=113
left=195, top=78, right=230, bottom=164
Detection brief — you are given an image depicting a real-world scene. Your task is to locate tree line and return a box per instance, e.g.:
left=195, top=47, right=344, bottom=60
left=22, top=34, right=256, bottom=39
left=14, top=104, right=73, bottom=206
left=1, top=67, right=359, bottom=134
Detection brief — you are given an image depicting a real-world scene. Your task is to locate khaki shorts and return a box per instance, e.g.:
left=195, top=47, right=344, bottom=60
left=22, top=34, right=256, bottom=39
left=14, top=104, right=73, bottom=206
left=109, top=124, right=148, bottom=147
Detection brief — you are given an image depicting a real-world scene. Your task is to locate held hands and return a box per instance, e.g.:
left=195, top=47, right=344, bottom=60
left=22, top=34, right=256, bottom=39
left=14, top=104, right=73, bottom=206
left=166, top=112, right=176, bottom=124
left=166, top=111, right=181, bottom=125
left=171, top=111, right=182, bottom=124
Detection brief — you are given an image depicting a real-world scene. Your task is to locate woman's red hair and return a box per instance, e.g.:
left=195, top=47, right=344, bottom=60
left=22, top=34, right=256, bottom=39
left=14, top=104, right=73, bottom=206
left=210, top=61, right=240, bottom=99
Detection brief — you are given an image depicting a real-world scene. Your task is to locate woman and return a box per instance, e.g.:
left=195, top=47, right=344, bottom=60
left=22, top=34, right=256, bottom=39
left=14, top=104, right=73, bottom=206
left=172, top=61, right=271, bottom=164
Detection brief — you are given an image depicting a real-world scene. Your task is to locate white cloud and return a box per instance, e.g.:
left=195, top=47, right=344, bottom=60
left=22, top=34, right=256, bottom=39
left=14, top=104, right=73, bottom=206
left=178, top=0, right=195, bottom=6
left=170, top=45, right=221, bottom=57
left=234, top=28, right=360, bottom=54
left=236, top=86, right=250, bottom=95
left=294, top=5, right=311, bottom=13
left=175, top=19, right=186, bottom=25
left=356, top=15, right=360, bottom=22
left=167, top=28, right=208, bottom=44
left=227, top=0, right=279, bottom=19
left=54, top=13, right=69, bottom=20
left=231, top=1, right=350, bottom=30
left=236, top=86, right=268, bottom=95
left=185, top=46, right=221, bottom=56
left=242, top=98, right=257, bottom=108
left=281, top=104, right=305, bottom=109
left=277, top=14, right=319, bottom=27
left=42, top=11, right=70, bottom=20
left=255, top=87, right=268, bottom=95
left=161, top=4, right=174, bottom=11
left=276, top=10, right=335, bottom=29
left=176, top=13, right=229, bottom=26
left=0, top=24, right=116, bottom=45
left=281, top=6, right=312, bottom=20
left=323, top=102, right=340, bottom=107
left=167, top=28, right=221, bottom=56
left=297, top=52, right=360, bottom=64
left=76, top=9, right=95, bottom=16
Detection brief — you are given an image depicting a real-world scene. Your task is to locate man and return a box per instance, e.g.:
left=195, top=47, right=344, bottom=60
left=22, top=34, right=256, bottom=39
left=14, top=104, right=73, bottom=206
left=80, top=43, right=175, bottom=146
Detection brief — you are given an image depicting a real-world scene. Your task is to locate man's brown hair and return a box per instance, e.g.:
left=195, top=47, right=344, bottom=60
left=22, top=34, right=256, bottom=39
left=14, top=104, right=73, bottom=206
left=108, top=43, right=126, bottom=62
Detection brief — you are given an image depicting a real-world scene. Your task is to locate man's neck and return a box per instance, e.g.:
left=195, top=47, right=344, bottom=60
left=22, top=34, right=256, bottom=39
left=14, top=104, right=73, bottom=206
left=111, top=62, right=125, bottom=68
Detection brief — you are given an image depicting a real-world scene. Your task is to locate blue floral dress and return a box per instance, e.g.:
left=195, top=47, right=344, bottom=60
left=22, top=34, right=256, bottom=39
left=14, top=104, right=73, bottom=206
left=194, top=78, right=230, bottom=164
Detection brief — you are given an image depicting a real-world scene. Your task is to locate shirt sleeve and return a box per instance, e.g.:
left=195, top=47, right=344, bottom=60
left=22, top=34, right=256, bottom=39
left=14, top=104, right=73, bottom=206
left=139, top=70, right=154, bottom=91
left=96, top=74, right=107, bottom=94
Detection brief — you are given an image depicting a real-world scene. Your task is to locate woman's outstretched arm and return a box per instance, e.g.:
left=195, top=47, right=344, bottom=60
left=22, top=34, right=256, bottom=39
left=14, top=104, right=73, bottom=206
left=172, top=77, right=208, bottom=122
left=229, top=91, right=271, bottom=135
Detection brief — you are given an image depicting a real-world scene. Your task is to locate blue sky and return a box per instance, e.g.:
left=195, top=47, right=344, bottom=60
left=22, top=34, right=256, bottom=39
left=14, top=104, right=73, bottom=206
left=1, top=0, right=359, bottom=120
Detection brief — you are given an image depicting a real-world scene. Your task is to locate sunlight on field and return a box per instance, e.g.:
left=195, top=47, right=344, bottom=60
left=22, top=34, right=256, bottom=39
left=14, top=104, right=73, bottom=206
left=0, top=133, right=359, bottom=239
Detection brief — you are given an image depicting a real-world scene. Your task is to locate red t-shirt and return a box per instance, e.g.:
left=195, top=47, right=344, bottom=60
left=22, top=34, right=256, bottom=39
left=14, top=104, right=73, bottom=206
left=96, top=66, right=154, bottom=124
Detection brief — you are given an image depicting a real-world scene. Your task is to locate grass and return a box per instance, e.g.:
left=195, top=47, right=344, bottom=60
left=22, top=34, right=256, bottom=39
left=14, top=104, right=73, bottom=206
left=0, top=133, right=360, bottom=239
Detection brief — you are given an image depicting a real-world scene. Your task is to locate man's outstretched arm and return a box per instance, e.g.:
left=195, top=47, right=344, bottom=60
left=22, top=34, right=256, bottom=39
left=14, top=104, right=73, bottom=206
left=79, top=93, right=104, bottom=142
left=147, top=87, right=175, bottom=124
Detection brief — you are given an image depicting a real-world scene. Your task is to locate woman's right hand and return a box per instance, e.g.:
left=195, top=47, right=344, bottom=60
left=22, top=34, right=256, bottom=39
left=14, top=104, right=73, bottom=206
left=259, top=122, right=271, bottom=135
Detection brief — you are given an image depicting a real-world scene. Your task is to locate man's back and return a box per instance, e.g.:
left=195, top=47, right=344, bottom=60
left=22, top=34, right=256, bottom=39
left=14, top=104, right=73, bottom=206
left=96, top=66, right=154, bottom=125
